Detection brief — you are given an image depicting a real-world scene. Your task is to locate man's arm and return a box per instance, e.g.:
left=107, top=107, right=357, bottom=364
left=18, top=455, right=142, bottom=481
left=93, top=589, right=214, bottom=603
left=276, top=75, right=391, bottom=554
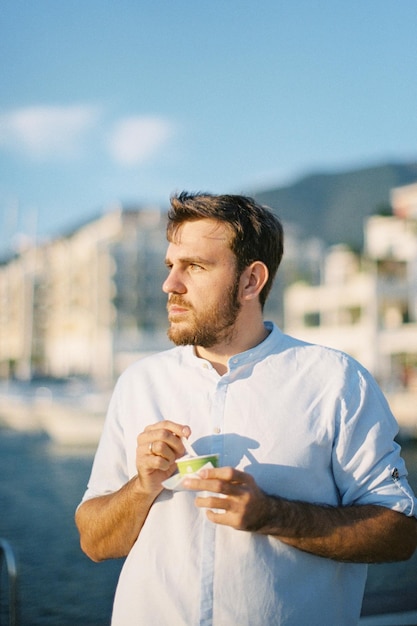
left=75, top=421, right=190, bottom=562
left=75, top=476, right=156, bottom=562
left=185, top=467, right=417, bottom=563
left=250, top=494, right=417, bottom=563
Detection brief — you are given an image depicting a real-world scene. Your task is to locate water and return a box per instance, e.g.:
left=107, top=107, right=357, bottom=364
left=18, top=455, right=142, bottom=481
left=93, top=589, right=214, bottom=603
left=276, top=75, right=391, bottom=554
left=1, top=428, right=417, bottom=625
left=0, top=429, right=122, bottom=626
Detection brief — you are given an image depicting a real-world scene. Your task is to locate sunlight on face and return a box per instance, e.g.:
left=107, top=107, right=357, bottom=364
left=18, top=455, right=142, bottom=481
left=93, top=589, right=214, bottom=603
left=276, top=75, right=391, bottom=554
left=167, top=276, right=241, bottom=347
left=164, top=219, right=242, bottom=348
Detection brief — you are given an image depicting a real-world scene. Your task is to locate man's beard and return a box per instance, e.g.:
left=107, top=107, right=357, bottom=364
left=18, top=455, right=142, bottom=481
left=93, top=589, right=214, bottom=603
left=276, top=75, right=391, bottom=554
left=167, top=280, right=241, bottom=348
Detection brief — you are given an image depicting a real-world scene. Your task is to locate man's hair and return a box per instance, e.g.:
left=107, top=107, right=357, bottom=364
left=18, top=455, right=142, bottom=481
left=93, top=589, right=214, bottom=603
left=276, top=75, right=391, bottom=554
left=167, top=191, right=284, bottom=308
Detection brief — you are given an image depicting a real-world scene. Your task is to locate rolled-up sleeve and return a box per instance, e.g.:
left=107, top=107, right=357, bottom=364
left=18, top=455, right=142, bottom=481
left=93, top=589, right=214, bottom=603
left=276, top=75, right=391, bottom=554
left=332, top=364, right=417, bottom=517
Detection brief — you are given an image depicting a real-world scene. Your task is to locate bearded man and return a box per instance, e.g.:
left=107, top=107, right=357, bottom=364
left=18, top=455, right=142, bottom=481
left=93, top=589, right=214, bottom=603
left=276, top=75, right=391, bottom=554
left=76, top=192, right=417, bottom=626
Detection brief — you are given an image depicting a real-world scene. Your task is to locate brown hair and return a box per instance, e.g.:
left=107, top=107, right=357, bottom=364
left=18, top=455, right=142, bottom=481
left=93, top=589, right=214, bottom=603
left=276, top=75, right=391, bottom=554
left=167, top=192, right=284, bottom=308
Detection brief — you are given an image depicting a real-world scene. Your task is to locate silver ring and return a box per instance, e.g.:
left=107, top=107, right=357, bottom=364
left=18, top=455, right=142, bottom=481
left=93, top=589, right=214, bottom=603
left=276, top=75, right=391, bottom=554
left=149, top=442, right=154, bottom=455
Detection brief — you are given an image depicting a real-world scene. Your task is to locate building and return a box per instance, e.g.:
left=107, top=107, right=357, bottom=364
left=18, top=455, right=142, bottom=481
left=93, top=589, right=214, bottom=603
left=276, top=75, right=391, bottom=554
left=284, top=183, right=417, bottom=431
left=0, top=205, right=169, bottom=383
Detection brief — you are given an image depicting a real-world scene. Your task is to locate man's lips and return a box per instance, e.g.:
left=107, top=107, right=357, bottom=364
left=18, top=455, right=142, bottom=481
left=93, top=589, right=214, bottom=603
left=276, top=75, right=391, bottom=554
left=168, top=305, right=188, bottom=315
left=167, top=297, right=191, bottom=316
left=167, top=301, right=191, bottom=318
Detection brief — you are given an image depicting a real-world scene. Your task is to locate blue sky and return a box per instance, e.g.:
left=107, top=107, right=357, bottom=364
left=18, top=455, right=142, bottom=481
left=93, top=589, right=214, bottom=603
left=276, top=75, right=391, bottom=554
left=1, top=1, right=416, bottom=254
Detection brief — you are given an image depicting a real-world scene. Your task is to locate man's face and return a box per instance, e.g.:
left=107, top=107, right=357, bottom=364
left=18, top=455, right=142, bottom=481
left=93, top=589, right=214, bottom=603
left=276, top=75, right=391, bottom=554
left=163, top=219, right=242, bottom=348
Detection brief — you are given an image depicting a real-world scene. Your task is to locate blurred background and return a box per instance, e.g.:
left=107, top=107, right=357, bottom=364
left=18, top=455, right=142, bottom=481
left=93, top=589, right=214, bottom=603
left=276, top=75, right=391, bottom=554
left=1, top=1, right=417, bottom=624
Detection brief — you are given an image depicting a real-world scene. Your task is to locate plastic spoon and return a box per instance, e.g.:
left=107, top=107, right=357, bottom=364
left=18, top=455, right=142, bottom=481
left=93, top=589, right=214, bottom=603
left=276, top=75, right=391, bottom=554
left=181, top=437, right=197, bottom=457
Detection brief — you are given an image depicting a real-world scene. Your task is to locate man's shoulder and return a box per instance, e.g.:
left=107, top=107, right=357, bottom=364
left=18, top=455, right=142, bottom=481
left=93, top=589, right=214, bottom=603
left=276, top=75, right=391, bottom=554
left=277, top=330, right=364, bottom=374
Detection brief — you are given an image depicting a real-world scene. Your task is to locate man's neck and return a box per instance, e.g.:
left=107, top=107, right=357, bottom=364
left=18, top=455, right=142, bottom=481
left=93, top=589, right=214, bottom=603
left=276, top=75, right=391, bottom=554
left=195, top=320, right=270, bottom=375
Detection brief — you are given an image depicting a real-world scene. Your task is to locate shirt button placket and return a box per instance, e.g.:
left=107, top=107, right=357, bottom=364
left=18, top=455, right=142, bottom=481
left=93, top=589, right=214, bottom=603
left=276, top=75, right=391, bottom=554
left=210, top=380, right=227, bottom=458
left=198, top=379, right=228, bottom=625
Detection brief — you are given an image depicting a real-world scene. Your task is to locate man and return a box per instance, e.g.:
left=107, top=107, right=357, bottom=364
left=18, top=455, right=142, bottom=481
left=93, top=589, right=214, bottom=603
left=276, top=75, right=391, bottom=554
left=76, top=192, right=417, bottom=626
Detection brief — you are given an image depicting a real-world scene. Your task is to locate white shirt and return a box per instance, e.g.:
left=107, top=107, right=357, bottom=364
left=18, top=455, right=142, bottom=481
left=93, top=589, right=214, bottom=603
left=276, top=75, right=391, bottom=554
left=82, top=323, right=417, bottom=626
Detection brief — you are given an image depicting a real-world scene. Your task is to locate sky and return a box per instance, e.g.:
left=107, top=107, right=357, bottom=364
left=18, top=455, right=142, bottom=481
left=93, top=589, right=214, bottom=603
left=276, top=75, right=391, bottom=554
left=1, top=0, right=417, bottom=255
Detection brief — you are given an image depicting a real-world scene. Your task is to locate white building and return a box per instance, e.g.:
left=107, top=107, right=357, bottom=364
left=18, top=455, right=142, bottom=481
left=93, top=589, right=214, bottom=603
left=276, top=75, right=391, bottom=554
left=0, top=205, right=169, bottom=383
left=284, top=183, right=417, bottom=431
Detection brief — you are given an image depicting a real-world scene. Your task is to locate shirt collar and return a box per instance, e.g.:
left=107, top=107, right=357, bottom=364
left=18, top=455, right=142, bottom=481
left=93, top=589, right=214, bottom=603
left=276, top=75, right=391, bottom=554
left=183, top=321, right=284, bottom=373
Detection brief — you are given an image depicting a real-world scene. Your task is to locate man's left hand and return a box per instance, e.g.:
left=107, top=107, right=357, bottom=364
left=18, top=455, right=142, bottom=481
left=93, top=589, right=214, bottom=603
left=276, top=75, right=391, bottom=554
left=183, top=467, right=269, bottom=530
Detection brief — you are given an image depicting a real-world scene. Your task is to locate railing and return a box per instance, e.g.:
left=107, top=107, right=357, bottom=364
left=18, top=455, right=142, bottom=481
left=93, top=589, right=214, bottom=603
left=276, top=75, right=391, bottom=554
left=0, top=538, right=18, bottom=626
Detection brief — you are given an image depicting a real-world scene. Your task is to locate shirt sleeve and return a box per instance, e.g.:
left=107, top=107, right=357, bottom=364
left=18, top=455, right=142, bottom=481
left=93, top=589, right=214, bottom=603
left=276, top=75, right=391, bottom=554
left=332, top=362, right=417, bottom=518
left=79, top=378, right=130, bottom=503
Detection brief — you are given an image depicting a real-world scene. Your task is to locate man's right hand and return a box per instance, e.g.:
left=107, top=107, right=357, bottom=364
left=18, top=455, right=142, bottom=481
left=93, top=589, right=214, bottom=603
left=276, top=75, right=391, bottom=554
left=135, top=421, right=191, bottom=495
left=76, top=421, right=192, bottom=562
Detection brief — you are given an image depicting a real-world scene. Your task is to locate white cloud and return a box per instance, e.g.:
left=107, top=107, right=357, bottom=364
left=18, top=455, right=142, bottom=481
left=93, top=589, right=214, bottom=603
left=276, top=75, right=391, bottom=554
left=0, top=104, right=100, bottom=159
left=107, top=116, right=175, bottom=166
left=0, top=106, right=176, bottom=167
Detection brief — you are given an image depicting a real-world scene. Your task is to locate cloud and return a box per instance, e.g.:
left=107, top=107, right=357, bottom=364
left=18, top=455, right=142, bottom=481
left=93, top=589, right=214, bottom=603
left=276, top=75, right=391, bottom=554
left=0, top=104, right=100, bottom=160
left=107, top=115, right=175, bottom=166
left=0, top=106, right=176, bottom=168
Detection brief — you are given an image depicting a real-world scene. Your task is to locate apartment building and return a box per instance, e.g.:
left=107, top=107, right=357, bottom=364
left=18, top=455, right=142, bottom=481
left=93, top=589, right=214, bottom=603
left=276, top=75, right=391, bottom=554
left=284, top=183, right=417, bottom=394
left=6, top=183, right=413, bottom=388
left=0, top=205, right=168, bottom=382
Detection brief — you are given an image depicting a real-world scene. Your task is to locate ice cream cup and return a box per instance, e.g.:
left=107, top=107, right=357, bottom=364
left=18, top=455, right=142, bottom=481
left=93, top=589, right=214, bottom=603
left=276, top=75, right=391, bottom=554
left=176, top=453, right=219, bottom=476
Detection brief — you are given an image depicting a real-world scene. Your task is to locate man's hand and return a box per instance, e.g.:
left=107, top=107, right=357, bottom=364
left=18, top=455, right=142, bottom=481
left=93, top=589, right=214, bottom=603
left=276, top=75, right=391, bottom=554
left=136, top=421, right=191, bottom=496
left=76, top=420, right=191, bottom=562
left=183, top=466, right=417, bottom=563
left=183, top=466, right=269, bottom=529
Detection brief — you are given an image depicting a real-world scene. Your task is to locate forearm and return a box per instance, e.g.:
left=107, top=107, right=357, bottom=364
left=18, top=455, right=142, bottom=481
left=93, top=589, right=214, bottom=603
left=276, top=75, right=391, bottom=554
left=188, top=467, right=417, bottom=563
left=75, top=476, right=158, bottom=562
left=252, top=495, right=417, bottom=563
left=76, top=420, right=191, bottom=562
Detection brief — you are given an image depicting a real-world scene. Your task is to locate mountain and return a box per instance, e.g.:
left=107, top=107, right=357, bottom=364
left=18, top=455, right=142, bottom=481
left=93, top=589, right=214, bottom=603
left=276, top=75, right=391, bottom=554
left=251, top=162, right=417, bottom=250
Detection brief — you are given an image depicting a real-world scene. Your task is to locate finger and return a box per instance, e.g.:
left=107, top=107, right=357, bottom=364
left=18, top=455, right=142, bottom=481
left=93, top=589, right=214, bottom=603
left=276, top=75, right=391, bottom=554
left=206, top=509, right=228, bottom=524
left=197, top=498, right=237, bottom=526
left=198, top=466, right=249, bottom=483
left=194, top=493, right=229, bottom=511
left=182, top=476, right=243, bottom=497
left=147, top=439, right=178, bottom=463
left=146, top=453, right=173, bottom=472
left=185, top=468, right=251, bottom=493
left=144, top=421, right=191, bottom=439
left=140, top=425, right=190, bottom=460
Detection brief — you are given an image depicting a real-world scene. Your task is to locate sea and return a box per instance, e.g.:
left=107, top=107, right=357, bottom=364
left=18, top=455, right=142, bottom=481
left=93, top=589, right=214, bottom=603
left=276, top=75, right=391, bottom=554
left=1, top=427, right=417, bottom=625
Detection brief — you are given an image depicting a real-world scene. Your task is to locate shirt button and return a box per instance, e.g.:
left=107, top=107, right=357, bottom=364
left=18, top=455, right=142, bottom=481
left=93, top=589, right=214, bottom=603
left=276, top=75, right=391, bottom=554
left=213, top=427, right=221, bottom=434
left=202, top=363, right=209, bottom=369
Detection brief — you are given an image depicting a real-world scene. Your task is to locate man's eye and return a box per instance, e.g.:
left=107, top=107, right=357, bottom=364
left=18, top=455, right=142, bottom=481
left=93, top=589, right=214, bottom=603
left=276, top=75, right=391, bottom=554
left=189, top=263, right=203, bottom=271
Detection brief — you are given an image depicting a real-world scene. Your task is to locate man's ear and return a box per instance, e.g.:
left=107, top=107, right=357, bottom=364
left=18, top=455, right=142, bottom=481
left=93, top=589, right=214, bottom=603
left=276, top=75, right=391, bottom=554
left=240, top=261, right=269, bottom=301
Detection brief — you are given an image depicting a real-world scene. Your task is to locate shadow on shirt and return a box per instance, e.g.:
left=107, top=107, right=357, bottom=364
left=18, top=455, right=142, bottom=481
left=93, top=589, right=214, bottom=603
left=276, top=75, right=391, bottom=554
left=190, top=432, right=305, bottom=495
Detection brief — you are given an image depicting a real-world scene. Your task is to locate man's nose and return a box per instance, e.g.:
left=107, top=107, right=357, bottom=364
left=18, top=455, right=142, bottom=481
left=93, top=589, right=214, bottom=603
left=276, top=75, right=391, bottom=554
left=162, top=269, right=186, bottom=294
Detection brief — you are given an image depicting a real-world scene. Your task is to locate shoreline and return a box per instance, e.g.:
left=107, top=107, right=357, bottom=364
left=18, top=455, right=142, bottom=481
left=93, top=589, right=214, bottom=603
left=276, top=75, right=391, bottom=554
left=1, top=388, right=416, bottom=446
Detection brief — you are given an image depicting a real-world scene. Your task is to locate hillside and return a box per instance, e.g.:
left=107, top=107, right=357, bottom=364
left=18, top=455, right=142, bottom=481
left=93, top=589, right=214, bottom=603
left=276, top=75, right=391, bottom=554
left=251, top=162, right=417, bottom=249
